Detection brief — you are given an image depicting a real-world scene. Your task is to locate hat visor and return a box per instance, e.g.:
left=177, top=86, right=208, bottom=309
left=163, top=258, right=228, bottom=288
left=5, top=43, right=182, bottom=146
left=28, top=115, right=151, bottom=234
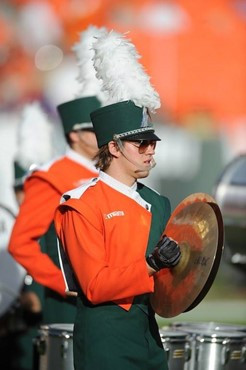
left=80, top=127, right=95, bottom=132
left=73, top=126, right=95, bottom=133
left=122, top=130, right=161, bottom=141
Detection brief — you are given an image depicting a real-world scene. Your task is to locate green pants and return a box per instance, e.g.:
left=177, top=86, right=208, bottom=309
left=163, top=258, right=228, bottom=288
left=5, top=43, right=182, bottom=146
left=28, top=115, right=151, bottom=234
left=43, top=288, right=77, bottom=324
left=74, top=296, right=168, bottom=370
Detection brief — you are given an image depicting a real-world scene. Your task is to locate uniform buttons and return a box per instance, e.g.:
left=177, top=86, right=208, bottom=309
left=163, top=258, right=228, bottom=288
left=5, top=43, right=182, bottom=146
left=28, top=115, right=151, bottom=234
left=145, top=204, right=149, bottom=210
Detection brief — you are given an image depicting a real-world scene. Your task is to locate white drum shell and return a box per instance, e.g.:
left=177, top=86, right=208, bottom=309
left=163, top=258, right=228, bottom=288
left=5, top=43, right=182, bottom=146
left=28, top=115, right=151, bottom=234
left=195, top=331, right=246, bottom=370
left=159, top=329, right=191, bottom=370
left=170, top=323, right=246, bottom=370
left=38, top=323, right=74, bottom=370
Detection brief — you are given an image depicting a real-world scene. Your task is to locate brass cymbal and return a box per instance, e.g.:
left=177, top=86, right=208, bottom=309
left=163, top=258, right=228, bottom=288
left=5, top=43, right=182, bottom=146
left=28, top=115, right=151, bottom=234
left=150, top=193, right=224, bottom=318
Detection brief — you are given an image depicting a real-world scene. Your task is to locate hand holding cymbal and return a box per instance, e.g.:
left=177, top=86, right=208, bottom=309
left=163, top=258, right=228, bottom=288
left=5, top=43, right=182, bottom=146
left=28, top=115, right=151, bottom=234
left=146, top=235, right=181, bottom=271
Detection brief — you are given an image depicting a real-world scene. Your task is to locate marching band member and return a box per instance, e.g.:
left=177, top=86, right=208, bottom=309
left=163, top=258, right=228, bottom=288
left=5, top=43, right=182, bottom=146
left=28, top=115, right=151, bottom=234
left=3, top=101, right=53, bottom=370
left=55, top=30, right=181, bottom=370
left=8, top=25, right=106, bottom=369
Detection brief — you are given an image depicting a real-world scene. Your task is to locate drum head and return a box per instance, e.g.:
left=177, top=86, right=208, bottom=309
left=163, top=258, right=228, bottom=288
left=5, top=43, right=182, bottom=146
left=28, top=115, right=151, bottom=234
left=150, top=193, right=224, bottom=318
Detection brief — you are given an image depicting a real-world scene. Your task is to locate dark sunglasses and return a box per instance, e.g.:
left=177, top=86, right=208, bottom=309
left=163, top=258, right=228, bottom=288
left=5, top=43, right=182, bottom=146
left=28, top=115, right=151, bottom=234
left=127, top=140, right=157, bottom=154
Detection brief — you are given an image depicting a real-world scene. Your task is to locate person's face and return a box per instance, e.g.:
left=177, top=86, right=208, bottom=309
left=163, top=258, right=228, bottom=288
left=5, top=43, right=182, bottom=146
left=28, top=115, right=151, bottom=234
left=71, top=130, right=98, bottom=158
left=119, top=139, right=157, bottom=179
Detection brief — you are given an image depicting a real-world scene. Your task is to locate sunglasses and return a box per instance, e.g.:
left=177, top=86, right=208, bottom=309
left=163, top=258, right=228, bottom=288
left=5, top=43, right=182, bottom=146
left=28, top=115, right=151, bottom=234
left=127, top=140, right=157, bottom=154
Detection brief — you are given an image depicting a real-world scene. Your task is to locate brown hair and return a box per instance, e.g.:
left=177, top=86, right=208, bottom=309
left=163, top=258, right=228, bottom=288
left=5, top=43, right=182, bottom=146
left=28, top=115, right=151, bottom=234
left=94, top=144, right=114, bottom=171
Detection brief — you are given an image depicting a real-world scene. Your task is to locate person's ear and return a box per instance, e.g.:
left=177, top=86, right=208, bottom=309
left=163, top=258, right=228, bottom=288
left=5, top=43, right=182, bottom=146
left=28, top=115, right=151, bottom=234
left=108, top=141, right=121, bottom=158
left=68, top=131, right=79, bottom=144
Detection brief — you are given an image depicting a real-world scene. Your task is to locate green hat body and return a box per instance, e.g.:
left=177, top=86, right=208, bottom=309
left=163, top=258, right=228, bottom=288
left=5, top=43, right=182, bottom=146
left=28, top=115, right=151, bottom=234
left=90, top=100, right=160, bottom=148
left=57, top=96, right=101, bottom=134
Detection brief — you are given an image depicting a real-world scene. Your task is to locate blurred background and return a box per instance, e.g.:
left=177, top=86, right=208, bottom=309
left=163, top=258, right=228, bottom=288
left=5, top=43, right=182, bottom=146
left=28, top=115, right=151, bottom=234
left=0, top=0, right=245, bottom=325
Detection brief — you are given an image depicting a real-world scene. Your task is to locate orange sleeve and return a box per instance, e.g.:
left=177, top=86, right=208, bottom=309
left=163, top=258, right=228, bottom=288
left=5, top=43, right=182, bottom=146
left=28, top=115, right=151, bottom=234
left=8, top=176, right=66, bottom=296
left=58, top=208, right=154, bottom=305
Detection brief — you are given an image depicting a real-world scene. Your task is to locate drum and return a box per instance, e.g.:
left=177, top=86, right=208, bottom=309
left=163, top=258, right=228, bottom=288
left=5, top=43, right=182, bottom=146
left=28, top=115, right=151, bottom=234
left=159, top=329, right=191, bottom=370
left=171, top=323, right=246, bottom=370
left=194, top=330, right=246, bottom=370
left=36, top=323, right=74, bottom=370
left=170, top=322, right=246, bottom=370
left=214, top=154, right=246, bottom=268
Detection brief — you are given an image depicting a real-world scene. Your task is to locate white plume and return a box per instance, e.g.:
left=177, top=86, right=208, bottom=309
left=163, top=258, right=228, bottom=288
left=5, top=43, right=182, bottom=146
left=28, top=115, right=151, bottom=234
left=92, top=30, right=161, bottom=113
left=16, top=101, right=54, bottom=170
left=72, top=25, right=108, bottom=103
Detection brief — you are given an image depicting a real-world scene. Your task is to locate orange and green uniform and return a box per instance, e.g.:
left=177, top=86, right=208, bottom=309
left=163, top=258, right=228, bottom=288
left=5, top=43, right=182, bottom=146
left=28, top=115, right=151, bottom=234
left=55, top=171, right=171, bottom=370
left=8, top=147, right=98, bottom=325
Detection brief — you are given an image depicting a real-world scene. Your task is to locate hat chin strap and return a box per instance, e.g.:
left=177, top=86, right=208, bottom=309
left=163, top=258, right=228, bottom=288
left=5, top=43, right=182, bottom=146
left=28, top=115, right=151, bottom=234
left=117, top=139, right=156, bottom=173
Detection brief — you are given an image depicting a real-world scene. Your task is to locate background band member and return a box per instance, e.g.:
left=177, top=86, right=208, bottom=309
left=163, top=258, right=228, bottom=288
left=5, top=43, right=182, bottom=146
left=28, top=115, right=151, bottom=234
left=8, top=25, right=106, bottom=369
left=1, top=101, right=53, bottom=370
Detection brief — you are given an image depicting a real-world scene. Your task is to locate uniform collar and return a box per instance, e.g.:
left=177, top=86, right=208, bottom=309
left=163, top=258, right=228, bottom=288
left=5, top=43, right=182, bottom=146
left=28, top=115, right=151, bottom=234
left=65, top=147, right=98, bottom=173
left=99, top=171, right=151, bottom=211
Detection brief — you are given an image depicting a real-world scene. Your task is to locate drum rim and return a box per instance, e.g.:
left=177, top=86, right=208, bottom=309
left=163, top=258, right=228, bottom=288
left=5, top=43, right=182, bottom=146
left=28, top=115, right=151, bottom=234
left=196, top=331, right=246, bottom=339
left=196, top=332, right=246, bottom=344
left=39, top=323, right=74, bottom=337
left=173, top=322, right=246, bottom=332
left=176, top=326, right=246, bottom=334
left=159, top=330, right=189, bottom=338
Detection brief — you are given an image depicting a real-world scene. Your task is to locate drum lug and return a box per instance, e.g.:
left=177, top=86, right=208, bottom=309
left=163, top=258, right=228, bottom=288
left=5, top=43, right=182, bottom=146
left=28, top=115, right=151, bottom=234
left=35, top=337, right=46, bottom=356
left=195, top=342, right=200, bottom=363
left=163, top=344, right=170, bottom=361
left=242, top=346, right=246, bottom=363
left=221, top=343, right=230, bottom=365
left=61, top=339, right=69, bottom=359
left=184, top=342, right=191, bottom=362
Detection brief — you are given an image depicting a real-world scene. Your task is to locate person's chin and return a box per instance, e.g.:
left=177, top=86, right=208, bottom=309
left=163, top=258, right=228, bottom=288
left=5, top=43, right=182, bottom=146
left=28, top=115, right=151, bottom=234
left=135, top=169, right=150, bottom=178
